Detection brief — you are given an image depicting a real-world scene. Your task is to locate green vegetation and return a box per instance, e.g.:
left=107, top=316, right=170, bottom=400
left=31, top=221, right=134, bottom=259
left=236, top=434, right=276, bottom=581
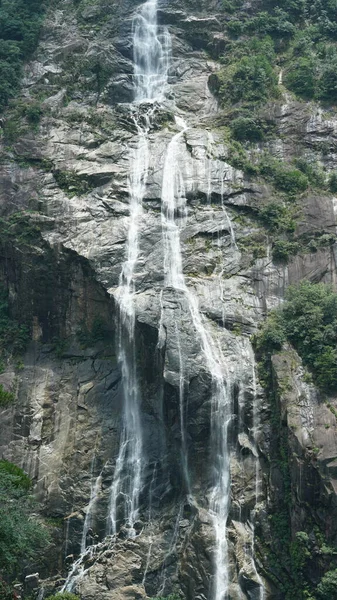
left=0, top=385, right=14, bottom=407
left=53, top=169, right=95, bottom=197
left=0, top=0, right=46, bottom=112
left=229, top=116, right=267, bottom=142
left=0, top=579, right=14, bottom=600
left=226, top=143, right=311, bottom=197
left=253, top=281, right=337, bottom=598
left=0, top=460, right=49, bottom=580
left=0, top=460, right=31, bottom=490
left=215, top=37, right=279, bottom=106
left=254, top=281, right=337, bottom=393
left=45, top=594, right=80, bottom=600
left=150, top=595, right=181, bottom=600
left=316, top=569, right=337, bottom=599
left=219, top=0, right=337, bottom=105
left=0, top=284, right=29, bottom=375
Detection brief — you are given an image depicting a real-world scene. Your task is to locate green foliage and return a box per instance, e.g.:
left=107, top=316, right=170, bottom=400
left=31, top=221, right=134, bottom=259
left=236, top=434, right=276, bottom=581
left=226, top=144, right=309, bottom=197
left=271, top=239, right=300, bottom=263
left=259, top=202, right=297, bottom=233
left=254, top=281, right=337, bottom=393
left=293, top=157, right=326, bottom=188
left=0, top=284, right=30, bottom=371
left=0, top=579, right=13, bottom=600
left=45, top=594, right=80, bottom=600
left=216, top=37, right=278, bottom=105
left=316, top=569, right=337, bottom=599
left=222, top=0, right=244, bottom=13
left=319, top=60, right=337, bottom=100
left=284, top=57, right=316, bottom=99
left=0, top=460, right=31, bottom=490
left=259, top=156, right=309, bottom=195
left=220, top=54, right=278, bottom=104
left=0, top=385, right=15, bottom=407
left=229, top=117, right=265, bottom=141
left=150, top=596, right=181, bottom=600
left=0, top=460, right=49, bottom=578
left=329, top=172, right=337, bottom=192
left=21, top=101, right=43, bottom=124
left=53, top=170, right=94, bottom=197
left=0, top=0, right=46, bottom=112
left=227, top=141, right=258, bottom=174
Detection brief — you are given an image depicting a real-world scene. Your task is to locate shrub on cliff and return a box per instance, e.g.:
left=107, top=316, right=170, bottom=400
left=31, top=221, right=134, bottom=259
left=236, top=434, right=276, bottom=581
left=316, top=569, right=337, bottom=599
left=220, top=53, right=278, bottom=104
left=0, top=0, right=46, bottom=112
left=45, top=594, right=80, bottom=600
left=229, top=117, right=265, bottom=141
left=254, top=281, right=337, bottom=393
left=284, top=57, right=316, bottom=99
left=0, top=461, right=49, bottom=579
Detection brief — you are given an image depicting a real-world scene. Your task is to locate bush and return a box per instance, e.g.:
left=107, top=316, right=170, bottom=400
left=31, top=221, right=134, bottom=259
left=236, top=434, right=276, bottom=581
left=0, top=384, right=14, bottom=407
left=227, top=141, right=258, bottom=174
left=273, top=168, right=308, bottom=194
left=0, top=460, right=31, bottom=490
left=255, top=282, right=337, bottom=393
left=230, top=117, right=265, bottom=141
left=245, top=9, right=296, bottom=38
left=272, top=239, right=300, bottom=263
left=259, top=155, right=309, bottom=195
left=0, top=285, right=30, bottom=368
left=221, top=54, right=278, bottom=104
left=293, top=157, right=326, bottom=188
left=284, top=57, right=316, bottom=99
left=319, top=60, right=337, bottom=100
left=329, top=172, right=337, bottom=193
left=53, top=170, right=94, bottom=197
left=259, top=202, right=296, bottom=233
left=316, top=569, right=337, bottom=599
left=45, top=594, right=80, bottom=600
left=0, top=579, right=13, bottom=600
left=0, top=461, right=49, bottom=578
left=0, top=0, right=46, bottom=112
left=23, top=101, right=43, bottom=124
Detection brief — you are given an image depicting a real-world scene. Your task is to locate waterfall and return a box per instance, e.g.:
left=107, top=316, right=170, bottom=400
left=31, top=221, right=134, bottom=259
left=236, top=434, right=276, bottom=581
left=81, top=470, right=102, bottom=553
left=60, top=1, right=261, bottom=597
left=107, top=118, right=148, bottom=537
left=160, top=120, right=231, bottom=600
left=251, top=357, right=265, bottom=600
left=133, top=0, right=170, bottom=102
left=107, top=0, right=170, bottom=538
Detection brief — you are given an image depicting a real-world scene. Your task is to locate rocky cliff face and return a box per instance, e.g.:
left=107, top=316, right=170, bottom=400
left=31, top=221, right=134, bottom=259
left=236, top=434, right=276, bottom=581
left=1, top=0, right=337, bottom=599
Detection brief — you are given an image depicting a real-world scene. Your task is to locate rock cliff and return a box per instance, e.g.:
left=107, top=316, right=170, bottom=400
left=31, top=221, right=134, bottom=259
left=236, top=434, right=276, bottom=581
left=1, top=0, right=337, bottom=599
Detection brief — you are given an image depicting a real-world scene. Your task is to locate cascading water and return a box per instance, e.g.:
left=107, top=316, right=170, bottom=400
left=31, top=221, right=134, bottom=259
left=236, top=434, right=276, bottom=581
left=133, top=0, right=170, bottom=102
left=61, top=3, right=171, bottom=591
left=81, top=470, right=102, bottom=553
left=60, top=1, right=265, bottom=597
left=107, top=117, right=148, bottom=536
left=107, top=0, right=170, bottom=537
left=160, top=119, right=232, bottom=600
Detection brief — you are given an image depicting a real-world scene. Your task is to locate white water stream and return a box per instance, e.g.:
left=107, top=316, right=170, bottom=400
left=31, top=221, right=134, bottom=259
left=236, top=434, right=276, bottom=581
left=107, top=0, right=169, bottom=538
left=133, top=0, right=170, bottom=102
left=160, top=118, right=232, bottom=600
left=60, top=1, right=265, bottom=597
